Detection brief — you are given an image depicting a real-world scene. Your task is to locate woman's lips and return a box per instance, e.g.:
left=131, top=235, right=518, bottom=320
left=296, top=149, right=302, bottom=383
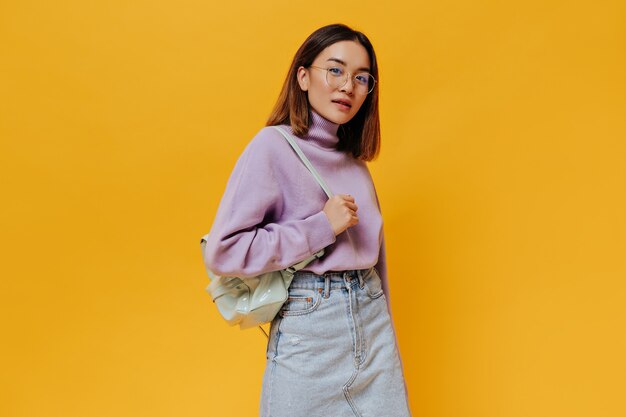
left=332, top=100, right=352, bottom=110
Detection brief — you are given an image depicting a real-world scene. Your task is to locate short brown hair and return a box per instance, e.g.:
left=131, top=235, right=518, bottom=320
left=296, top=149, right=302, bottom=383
left=266, top=23, right=381, bottom=161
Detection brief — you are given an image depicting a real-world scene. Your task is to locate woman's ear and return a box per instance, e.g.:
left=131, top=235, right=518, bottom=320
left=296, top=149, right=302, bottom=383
left=296, top=66, right=309, bottom=91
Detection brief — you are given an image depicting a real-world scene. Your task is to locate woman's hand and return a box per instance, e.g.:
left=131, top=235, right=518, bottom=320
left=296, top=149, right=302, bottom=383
left=323, top=194, right=359, bottom=236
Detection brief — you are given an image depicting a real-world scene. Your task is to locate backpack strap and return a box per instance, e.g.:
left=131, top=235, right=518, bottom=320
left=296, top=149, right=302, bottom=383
left=270, top=126, right=334, bottom=199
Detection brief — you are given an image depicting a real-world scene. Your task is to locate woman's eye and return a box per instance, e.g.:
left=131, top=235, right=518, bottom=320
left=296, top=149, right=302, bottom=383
left=328, top=67, right=343, bottom=76
left=355, top=74, right=369, bottom=85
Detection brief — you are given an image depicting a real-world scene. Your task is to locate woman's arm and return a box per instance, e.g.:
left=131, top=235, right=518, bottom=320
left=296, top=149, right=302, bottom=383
left=203, top=132, right=337, bottom=278
left=372, top=179, right=393, bottom=314
left=375, top=231, right=391, bottom=313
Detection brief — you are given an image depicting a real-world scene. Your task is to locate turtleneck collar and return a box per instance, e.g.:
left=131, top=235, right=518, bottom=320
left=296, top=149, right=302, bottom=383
left=300, top=109, right=340, bottom=150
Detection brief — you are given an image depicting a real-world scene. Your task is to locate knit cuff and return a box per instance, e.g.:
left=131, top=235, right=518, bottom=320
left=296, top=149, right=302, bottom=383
left=306, top=210, right=337, bottom=253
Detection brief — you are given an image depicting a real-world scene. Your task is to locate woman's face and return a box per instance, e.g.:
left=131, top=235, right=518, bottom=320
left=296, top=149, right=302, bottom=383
left=297, top=40, right=372, bottom=125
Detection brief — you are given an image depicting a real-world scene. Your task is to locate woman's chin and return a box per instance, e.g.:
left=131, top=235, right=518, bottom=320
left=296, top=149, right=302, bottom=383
left=321, top=109, right=353, bottom=125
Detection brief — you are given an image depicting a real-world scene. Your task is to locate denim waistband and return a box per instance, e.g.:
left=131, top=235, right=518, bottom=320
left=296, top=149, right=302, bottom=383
left=290, top=267, right=374, bottom=291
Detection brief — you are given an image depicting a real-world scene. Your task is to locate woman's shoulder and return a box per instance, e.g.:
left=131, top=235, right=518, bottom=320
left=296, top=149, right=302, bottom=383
left=225, top=125, right=295, bottom=181
left=244, top=124, right=293, bottom=154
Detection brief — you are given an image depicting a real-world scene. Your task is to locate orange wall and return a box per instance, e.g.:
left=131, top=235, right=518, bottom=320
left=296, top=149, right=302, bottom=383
left=1, top=1, right=625, bottom=416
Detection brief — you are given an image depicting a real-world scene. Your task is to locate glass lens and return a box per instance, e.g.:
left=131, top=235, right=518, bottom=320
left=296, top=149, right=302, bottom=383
left=355, top=73, right=375, bottom=94
left=325, top=67, right=375, bottom=94
left=325, top=67, right=347, bottom=89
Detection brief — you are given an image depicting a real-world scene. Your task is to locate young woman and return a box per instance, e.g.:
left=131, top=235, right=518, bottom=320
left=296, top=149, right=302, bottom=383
left=203, top=23, right=412, bottom=417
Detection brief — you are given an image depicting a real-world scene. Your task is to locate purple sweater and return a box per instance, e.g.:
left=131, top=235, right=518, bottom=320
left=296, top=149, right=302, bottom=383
left=203, top=109, right=392, bottom=309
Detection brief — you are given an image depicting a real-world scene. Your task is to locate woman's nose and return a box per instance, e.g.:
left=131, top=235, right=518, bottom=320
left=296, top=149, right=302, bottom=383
left=339, top=76, right=355, bottom=94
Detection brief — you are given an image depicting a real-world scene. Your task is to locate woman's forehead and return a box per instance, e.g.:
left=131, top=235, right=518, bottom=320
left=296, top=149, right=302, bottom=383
left=315, top=41, right=370, bottom=70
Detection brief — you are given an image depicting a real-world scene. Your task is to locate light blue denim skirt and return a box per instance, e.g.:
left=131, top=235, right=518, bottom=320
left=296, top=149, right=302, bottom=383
left=260, top=267, right=412, bottom=417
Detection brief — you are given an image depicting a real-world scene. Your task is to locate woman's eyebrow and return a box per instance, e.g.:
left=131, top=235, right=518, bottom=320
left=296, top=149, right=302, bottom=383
left=326, top=57, right=371, bottom=72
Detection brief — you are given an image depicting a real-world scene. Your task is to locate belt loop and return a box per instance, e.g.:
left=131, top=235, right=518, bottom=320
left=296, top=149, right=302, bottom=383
left=343, top=271, right=350, bottom=285
left=324, top=275, right=330, bottom=298
left=357, top=269, right=365, bottom=289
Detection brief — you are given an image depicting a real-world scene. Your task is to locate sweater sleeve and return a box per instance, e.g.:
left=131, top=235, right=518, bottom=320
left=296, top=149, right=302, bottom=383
left=372, top=183, right=392, bottom=314
left=375, top=230, right=391, bottom=311
left=203, top=131, right=337, bottom=278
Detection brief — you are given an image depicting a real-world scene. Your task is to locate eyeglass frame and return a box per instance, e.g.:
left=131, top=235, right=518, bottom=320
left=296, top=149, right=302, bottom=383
left=308, top=65, right=377, bottom=95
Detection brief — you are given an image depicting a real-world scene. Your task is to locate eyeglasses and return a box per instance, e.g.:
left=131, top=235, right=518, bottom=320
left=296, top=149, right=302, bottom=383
left=309, top=65, right=376, bottom=95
